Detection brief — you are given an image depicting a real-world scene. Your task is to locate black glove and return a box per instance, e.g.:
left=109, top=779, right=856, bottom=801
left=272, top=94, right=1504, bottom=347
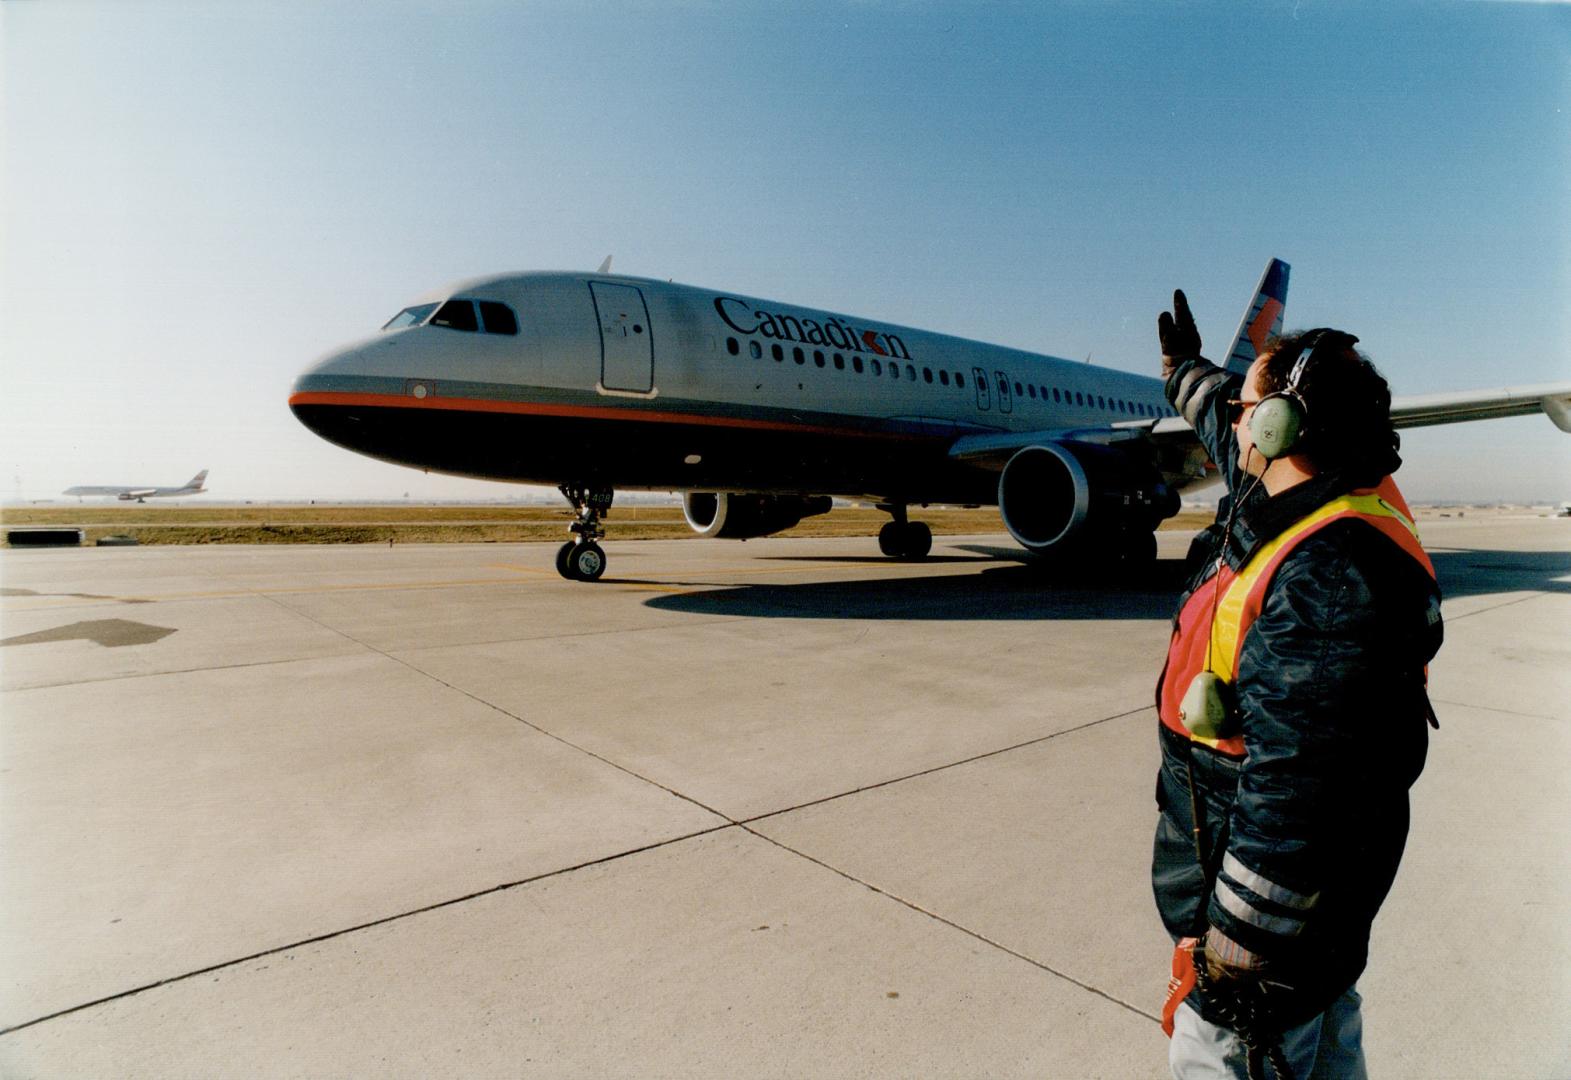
left=1193, top=930, right=1305, bottom=1051
left=1202, top=925, right=1264, bottom=989
left=1158, top=289, right=1202, bottom=375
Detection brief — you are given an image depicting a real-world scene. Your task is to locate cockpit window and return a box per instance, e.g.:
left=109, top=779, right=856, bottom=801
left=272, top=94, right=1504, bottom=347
left=478, top=301, right=518, bottom=335
left=385, top=297, right=519, bottom=335
left=430, top=299, right=479, bottom=332
left=382, top=303, right=437, bottom=331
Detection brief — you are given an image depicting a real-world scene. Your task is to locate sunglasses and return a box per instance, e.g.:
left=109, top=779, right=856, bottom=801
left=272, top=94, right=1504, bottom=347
left=1225, top=398, right=1259, bottom=424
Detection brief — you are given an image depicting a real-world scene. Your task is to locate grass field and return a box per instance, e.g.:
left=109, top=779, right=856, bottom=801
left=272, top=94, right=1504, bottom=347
left=1, top=503, right=1220, bottom=546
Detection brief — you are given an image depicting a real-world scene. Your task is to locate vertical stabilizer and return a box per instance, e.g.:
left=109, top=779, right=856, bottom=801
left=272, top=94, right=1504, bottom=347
left=1221, top=258, right=1290, bottom=376
left=186, top=470, right=209, bottom=490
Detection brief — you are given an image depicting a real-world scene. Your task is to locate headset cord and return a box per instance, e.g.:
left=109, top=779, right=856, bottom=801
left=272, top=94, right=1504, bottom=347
left=1193, top=454, right=1292, bottom=1080
left=1190, top=462, right=1266, bottom=870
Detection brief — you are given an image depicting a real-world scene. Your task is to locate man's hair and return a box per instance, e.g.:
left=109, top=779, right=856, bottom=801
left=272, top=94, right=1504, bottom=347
left=1259, top=331, right=1401, bottom=485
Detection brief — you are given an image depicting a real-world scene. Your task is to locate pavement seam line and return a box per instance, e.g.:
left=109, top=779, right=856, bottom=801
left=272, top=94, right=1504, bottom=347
left=251, top=590, right=736, bottom=822
left=1, top=650, right=370, bottom=693
left=740, top=824, right=1161, bottom=1025
left=1443, top=590, right=1552, bottom=623
left=1429, top=697, right=1563, bottom=722
left=0, top=824, right=735, bottom=1039
left=741, top=704, right=1154, bottom=826
left=0, top=703, right=1155, bottom=1039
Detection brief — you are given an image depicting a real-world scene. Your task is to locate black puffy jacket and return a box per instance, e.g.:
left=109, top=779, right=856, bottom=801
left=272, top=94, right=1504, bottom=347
left=1152, top=358, right=1444, bottom=1023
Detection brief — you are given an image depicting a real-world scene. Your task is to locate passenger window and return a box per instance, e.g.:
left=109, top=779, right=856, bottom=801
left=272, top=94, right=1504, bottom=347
left=431, top=299, right=478, bottom=332
left=478, top=301, right=518, bottom=335
left=872, top=359, right=883, bottom=375
left=1052, top=388, right=1061, bottom=403
left=939, top=370, right=950, bottom=386
left=890, top=363, right=899, bottom=380
left=814, top=350, right=826, bottom=367
left=727, top=337, right=739, bottom=356
left=793, top=346, right=804, bottom=364
left=834, top=353, right=845, bottom=370
left=923, top=367, right=933, bottom=383
left=955, top=372, right=965, bottom=389
left=1014, top=381, right=1023, bottom=397
left=1074, top=392, right=1083, bottom=405
left=772, top=343, right=783, bottom=361
left=906, top=364, right=916, bottom=381
left=750, top=340, right=762, bottom=359
left=1027, top=384, right=1036, bottom=399
left=853, top=356, right=864, bottom=373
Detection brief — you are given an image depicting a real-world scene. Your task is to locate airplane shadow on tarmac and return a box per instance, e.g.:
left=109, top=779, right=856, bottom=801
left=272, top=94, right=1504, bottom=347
left=1426, top=548, right=1571, bottom=600
left=642, top=549, right=1190, bottom=622
left=640, top=546, right=1569, bottom=622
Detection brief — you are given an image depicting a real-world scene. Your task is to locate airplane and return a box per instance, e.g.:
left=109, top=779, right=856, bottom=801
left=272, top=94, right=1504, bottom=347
left=289, top=260, right=1571, bottom=580
left=64, top=470, right=209, bottom=503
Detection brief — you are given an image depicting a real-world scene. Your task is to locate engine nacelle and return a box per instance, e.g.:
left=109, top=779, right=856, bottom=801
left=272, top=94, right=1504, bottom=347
left=682, top=492, right=834, bottom=540
left=997, top=441, right=1179, bottom=555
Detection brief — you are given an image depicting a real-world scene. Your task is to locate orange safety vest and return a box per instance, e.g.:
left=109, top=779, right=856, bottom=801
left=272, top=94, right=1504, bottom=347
left=1158, top=476, right=1435, bottom=757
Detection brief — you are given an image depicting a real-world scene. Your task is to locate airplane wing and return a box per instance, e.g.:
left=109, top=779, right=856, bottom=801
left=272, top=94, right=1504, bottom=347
left=63, top=485, right=135, bottom=496
left=946, top=381, right=1571, bottom=489
left=1389, top=383, right=1571, bottom=431
left=947, top=417, right=1214, bottom=490
left=948, top=422, right=1166, bottom=467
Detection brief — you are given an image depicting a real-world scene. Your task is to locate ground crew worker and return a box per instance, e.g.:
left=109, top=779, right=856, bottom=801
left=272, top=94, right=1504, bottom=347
left=1151, top=290, right=1444, bottom=1079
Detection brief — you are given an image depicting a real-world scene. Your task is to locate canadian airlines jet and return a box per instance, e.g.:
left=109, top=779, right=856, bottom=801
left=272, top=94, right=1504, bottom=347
left=289, top=260, right=1571, bottom=580
left=64, top=469, right=209, bottom=503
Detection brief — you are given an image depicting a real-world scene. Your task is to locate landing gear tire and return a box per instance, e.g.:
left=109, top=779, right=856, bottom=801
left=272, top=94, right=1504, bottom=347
left=567, top=541, right=607, bottom=582
left=1126, top=530, right=1158, bottom=564
left=878, top=521, right=903, bottom=557
left=878, top=520, right=932, bottom=560
left=555, top=541, right=578, bottom=579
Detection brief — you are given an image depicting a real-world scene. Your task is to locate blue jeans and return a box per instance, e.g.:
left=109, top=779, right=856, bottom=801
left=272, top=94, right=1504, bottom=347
left=1170, top=985, right=1367, bottom=1079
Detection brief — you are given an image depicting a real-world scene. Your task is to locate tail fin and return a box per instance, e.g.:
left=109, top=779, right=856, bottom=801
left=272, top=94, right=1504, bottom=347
left=1221, top=258, right=1290, bottom=376
left=186, top=469, right=208, bottom=490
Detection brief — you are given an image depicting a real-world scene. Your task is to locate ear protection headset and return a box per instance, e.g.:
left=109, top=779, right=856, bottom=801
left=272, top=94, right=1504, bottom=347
left=1249, top=328, right=1359, bottom=460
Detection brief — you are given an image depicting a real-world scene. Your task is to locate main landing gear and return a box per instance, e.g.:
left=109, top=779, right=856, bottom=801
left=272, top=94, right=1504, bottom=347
left=876, top=503, right=932, bottom=560
left=556, top=484, right=613, bottom=581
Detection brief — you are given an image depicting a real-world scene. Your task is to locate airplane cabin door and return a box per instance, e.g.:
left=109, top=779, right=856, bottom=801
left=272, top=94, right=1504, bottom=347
left=590, top=282, right=653, bottom=393
left=994, top=371, right=1013, bottom=414
left=973, top=367, right=991, bottom=411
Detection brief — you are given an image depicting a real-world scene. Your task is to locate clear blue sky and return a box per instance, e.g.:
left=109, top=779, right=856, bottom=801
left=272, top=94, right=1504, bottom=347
left=3, top=0, right=1568, bottom=503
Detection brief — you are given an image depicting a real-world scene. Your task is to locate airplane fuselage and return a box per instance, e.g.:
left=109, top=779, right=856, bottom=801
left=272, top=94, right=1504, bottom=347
left=289, top=272, right=1180, bottom=505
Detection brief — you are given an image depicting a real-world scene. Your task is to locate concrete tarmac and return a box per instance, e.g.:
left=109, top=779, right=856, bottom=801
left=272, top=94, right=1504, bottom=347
left=1, top=518, right=1567, bottom=1078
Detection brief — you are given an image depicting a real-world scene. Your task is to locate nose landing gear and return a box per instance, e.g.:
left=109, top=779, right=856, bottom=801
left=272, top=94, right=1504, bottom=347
left=556, top=484, right=613, bottom=581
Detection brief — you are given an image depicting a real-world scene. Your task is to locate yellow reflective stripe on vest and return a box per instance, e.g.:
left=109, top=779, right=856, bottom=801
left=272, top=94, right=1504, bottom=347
left=1209, top=492, right=1421, bottom=684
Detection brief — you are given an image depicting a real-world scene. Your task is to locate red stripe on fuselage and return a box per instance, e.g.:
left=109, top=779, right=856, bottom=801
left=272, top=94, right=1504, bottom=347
left=287, top=391, right=934, bottom=442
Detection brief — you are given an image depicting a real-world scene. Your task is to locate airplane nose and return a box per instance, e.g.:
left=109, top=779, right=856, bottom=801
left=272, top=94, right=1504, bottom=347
left=289, top=338, right=387, bottom=439
left=290, top=333, right=402, bottom=399
left=294, top=338, right=371, bottom=390
left=288, top=330, right=433, bottom=465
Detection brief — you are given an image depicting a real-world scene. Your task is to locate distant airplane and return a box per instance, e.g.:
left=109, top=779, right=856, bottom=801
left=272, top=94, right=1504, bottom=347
left=289, top=259, right=1571, bottom=580
left=64, top=469, right=208, bottom=503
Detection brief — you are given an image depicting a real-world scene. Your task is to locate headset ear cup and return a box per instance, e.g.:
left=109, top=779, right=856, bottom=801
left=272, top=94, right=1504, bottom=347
left=1250, top=395, right=1304, bottom=460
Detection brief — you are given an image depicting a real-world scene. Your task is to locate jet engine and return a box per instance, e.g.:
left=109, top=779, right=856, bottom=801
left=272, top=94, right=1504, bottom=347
left=997, top=442, right=1179, bottom=559
left=682, top=492, right=834, bottom=540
